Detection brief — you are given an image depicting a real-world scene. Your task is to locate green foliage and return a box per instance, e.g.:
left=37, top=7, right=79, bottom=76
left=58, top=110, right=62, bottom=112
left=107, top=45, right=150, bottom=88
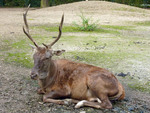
left=5, top=0, right=26, bottom=7
left=51, top=0, right=82, bottom=6
left=41, top=0, right=49, bottom=7
left=3, top=0, right=82, bottom=7
left=3, top=0, right=149, bottom=8
left=73, top=13, right=99, bottom=31
left=106, top=0, right=149, bottom=8
left=4, top=0, right=41, bottom=7
left=29, top=0, right=40, bottom=7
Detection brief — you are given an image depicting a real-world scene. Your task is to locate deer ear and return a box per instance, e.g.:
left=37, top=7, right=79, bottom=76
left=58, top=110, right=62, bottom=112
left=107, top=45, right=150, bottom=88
left=53, top=50, right=65, bottom=56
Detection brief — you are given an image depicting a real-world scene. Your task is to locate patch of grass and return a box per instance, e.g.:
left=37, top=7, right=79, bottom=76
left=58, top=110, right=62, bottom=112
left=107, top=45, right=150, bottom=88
left=114, top=7, right=145, bottom=13
left=28, top=18, right=34, bottom=20
left=135, top=21, right=150, bottom=26
left=1, top=39, right=33, bottom=68
left=11, top=39, right=27, bottom=49
left=101, top=25, right=135, bottom=30
left=3, top=39, right=10, bottom=43
left=63, top=51, right=127, bottom=68
left=73, top=13, right=99, bottom=31
left=32, top=24, right=136, bottom=35
left=32, top=25, right=75, bottom=32
left=32, top=25, right=120, bottom=34
left=128, top=81, right=150, bottom=93
left=5, top=52, right=33, bottom=68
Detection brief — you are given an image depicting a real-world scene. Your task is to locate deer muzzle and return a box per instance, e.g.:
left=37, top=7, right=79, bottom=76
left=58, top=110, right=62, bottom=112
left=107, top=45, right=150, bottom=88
left=30, top=72, right=38, bottom=80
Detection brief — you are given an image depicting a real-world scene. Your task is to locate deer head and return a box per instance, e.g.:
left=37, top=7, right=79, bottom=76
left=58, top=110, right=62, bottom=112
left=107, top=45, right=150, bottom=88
left=23, top=5, right=65, bottom=80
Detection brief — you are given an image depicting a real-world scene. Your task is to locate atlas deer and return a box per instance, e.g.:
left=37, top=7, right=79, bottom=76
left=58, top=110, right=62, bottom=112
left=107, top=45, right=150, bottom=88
left=23, top=5, right=125, bottom=109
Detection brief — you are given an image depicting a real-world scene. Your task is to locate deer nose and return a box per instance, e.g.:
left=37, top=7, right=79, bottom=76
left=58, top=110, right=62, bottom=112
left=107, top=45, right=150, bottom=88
left=30, top=72, right=38, bottom=80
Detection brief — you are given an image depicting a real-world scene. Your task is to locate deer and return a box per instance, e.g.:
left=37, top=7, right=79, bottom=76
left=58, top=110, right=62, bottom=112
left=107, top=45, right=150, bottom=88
left=23, top=5, right=125, bottom=109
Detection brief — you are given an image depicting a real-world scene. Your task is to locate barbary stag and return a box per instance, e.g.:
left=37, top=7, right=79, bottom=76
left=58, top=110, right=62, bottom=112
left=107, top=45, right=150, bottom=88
left=23, top=5, right=125, bottom=109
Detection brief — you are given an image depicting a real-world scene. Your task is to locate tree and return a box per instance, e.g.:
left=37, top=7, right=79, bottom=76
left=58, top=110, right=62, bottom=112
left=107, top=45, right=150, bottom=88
left=41, top=0, right=49, bottom=7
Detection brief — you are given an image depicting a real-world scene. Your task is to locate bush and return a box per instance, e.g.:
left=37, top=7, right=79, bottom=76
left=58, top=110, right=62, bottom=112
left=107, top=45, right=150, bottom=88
left=29, top=0, right=40, bottom=7
left=105, top=0, right=149, bottom=8
left=73, top=13, right=99, bottom=31
left=5, top=0, right=26, bottom=7
left=50, top=0, right=82, bottom=6
left=3, top=0, right=83, bottom=7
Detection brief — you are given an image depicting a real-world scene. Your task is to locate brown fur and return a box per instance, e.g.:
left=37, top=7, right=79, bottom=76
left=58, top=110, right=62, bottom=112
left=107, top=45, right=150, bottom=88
left=30, top=47, right=125, bottom=109
left=23, top=7, right=125, bottom=109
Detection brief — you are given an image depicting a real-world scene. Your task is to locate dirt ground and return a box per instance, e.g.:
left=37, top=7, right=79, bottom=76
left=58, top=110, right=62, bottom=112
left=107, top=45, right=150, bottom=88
left=0, top=1, right=150, bottom=113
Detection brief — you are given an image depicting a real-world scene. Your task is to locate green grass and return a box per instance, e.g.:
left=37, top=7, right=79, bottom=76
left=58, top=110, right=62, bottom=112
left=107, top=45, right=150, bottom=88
left=32, top=25, right=120, bottom=34
left=101, top=25, right=135, bottom=30
left=1, top=33, right=146, bottom=69
left=1, top=22, right=150, bottom=94
left=1, top=39, right=33, bottom=68
left=32, top=24, right=136, bottom=35
left=73, top=13, right=99, bottom=31
left=128, top=81, right=150, bottom=93
left=135, top=21, right=150, bottom=26
left=63, top=51, right=128, bottom=68
left=11, top=39, right=28, bottom=49
left=3, top=39, right=10, bottom=43
left=5, top=52, right=33, bottom=68
left=114, top=7, right=146, bottom=13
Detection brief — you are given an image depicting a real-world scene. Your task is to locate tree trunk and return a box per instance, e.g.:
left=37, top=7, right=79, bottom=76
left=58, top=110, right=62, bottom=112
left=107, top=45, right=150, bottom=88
left=41, top=0, right=49, bottom=8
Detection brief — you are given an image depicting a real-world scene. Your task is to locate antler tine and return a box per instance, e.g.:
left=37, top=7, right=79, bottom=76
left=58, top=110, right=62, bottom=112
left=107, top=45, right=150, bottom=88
left=48, top=14, right=64, bottom=48
left=23, top=4, right=39, bottom=48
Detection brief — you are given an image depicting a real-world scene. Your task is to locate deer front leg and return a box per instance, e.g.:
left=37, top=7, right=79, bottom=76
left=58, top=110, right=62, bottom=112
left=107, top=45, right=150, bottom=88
left=43, top=89, right=70, bottom=104
left=37, top=88, right=45, bottom=94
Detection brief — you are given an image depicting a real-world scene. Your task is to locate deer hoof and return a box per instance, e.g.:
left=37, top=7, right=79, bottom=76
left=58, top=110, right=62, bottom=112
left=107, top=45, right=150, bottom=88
left=75, top=100, right=87, bottom=108
left=58, top=101, right=65, bottom=105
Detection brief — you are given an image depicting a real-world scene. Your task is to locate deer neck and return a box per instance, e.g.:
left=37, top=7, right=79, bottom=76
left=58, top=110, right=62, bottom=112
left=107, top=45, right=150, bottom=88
left=39, top=59, right=57, bottom=90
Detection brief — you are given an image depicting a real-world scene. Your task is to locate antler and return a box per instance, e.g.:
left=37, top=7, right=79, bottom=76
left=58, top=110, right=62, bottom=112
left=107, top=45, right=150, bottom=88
left=23, top=4, right=39, bottom=48
left=43, top=14, right=64, bottom=49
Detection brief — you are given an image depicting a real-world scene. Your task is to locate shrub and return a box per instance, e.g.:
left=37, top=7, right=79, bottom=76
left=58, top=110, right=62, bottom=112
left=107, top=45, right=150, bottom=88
left=73, top=13, right=99, bottom=31
left=5, top=0, right=26, bottom=7
left=3, top=0, right=83, bottom=7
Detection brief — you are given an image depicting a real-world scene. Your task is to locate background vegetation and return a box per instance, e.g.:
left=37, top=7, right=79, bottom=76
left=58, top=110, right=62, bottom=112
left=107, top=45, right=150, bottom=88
left=106, top=0, right=150, bottom=7
left=0, top=0, right=149, bottom=8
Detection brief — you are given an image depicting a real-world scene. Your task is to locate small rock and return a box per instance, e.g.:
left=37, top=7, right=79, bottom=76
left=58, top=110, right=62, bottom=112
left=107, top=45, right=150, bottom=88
left=80, top=111, right=86, bottom=113
left=47, top=108, right=51, bottom=112
left=117, top=72, right=129, bottom=77
left=39, top=102, right=44, bottom=105
left=124, top=97, right=129, bottom=102
left=128, top=106, right=135, bottom=111
left=10, top=32, right=14, bottom=34
left=112, top=107, right=120, bottom=112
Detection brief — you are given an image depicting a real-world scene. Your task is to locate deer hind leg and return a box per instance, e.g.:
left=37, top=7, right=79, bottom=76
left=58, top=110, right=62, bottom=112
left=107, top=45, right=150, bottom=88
left=37, top=88, right=45, bottom=94
left=79, top=95, right=112, bottom=109
left=88, top=89, right=112, bottom=109
left=43, top=89, right=71, bottom=105
left=73, top=96, right=112, bottom=109
left=98, top=95, right=112, bottom=109
left=43, top=94, right=65, bottom=105
left=74, top=100, right=101, bottom=109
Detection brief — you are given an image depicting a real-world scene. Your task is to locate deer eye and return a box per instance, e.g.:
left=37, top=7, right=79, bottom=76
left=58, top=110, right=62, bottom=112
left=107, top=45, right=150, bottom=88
left=45, top=57, right=49, bottom=60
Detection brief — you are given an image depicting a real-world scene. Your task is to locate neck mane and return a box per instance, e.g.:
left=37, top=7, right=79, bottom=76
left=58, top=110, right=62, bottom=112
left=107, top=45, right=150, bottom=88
left=39, top=59, right=57, bottom=90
